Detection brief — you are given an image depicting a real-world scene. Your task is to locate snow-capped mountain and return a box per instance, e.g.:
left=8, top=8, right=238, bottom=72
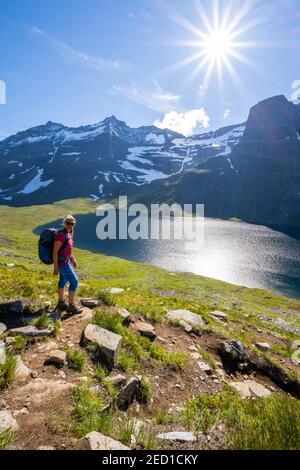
left=0, top=115, right=245, bottom=205
left=132, top=95, right=300, bottom=226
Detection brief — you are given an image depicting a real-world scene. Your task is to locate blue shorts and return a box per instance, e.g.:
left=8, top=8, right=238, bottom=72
left=58, top=263, right=78, bottom=292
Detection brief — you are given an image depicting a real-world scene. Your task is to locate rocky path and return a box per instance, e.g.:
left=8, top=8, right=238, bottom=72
left=0, top=297, right=298, bottom=450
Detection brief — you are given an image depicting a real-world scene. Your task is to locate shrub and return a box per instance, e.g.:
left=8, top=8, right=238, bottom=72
left=66, top=348, right=86, bottom=372
left=96, top=290, right=116, bottom=307
left=0, top=352, right=16, bottom=390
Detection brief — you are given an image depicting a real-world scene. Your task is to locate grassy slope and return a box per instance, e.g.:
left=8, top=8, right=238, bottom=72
left=0, top=198, right=300, bottom=355
left=1, top=198, right=300, bottom=450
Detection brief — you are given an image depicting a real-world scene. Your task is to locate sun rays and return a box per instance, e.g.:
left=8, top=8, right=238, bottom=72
left=160, top=0, right=265, bottom=91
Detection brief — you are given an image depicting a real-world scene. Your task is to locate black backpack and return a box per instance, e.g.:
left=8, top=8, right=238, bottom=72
left=38, top=228, right=68, bottom=265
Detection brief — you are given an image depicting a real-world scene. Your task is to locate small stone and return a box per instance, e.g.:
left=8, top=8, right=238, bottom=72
left=37, top=341, right=58, bottom=353
left=179, top=320, right=193, bottom=334
left=166, top=309, right=204, bottom=328
left=188, top=345, right=198, bottom=352
left=156, top=432, right=197, bottom=442
left=58, top=370, right=66, bottom=379
left=133, top=321, right=156, bottom=340
left=209, top=310, right=228, bottom=321
left=12, top=408, right=29, bottom=418
left=15, top=356, right=31, bottom=382
left=44, top=349, right=67, bottom=368
left=219, top=340, right=246, bottom=363
left=157, top=336, right=166, bottom=343
left=115, top=308, right=131, bottom=326
left=31, top=371, right=38, bottom=379
left=109, top=288, right=124, bottom=294
left=255, top=342, right=270, bottom=352
left=0, top=322, right=7, bottom=335
left=0, top=410, right=19, bottom=433
left=9, top=325, right=54, bottom=338
left=0, top=340, right=6, bottom=364
left=83, top=432, right=130, bottom=450
left=116, top=377, right=140, bottom=408
left=37, top=446, right=55, bottom=450
left=80, top=298, right=100, bottom=308
left=106, top=374, right=126, bottom=389
left=76, top=376, right=88, bottom=383
left=197, top=361, right=212, bottom=375
left=175, top=383, right=181, bottom=389
left=190, top=352, right=201, bottom=360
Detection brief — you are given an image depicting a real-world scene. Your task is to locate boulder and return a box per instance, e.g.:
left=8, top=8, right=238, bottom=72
left=133, top=321, right=156, bottom=340
left=197, top=361, right=212, bottom=375
left=219, top=341, right=246, bottom=363
left=0, top=322, right=7, bottom=335
left=209, top=310, right=227, bottom=321
left=80, top=298, right=100, bottom=308
left=15, top=356, right=31, bottom=382
left=166, top=310, right=204, bottom=329
left=156, top=432, right=197, bottom=442
left=106, top=374, right=127, bottom=389
left=244, top=380, right=271, bottom=398
left=0, top=410, right=19, bottom=433
left=8, top=325, right=54, bottom=338
left=82, top=324, right=122, bottom=368
left=44, top=350, right=67, bottom=368
left=255, top=342, right=270, bottom=352
left=0, top=340, right=6, bottom=364
left=83, top=432, right=130, bottom=450
left=116, top=377, right=140, bottom=408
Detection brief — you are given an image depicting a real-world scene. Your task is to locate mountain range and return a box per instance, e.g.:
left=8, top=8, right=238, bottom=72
left=0, top=94, right=299, bottom=226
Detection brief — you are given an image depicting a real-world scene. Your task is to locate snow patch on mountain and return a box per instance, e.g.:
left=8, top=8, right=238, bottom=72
left=17, top=168, right=54, bottom=194
left=145, top=133, right=166, bottom=145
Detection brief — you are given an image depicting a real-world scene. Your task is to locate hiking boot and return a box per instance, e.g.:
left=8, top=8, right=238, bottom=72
left=56, top=299, right=68, bottom=312
left=66, top=303, right=83, bottom=315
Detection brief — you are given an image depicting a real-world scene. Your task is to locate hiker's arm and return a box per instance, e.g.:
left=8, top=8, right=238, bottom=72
left=53, top=240, right=62, bottom=275
left=70, top=255, right=77, bottom=268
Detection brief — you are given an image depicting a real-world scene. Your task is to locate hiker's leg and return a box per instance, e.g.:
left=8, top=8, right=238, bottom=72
left=58, top=270, right=67, bottom=300
left=61, top=264, right=78, bottom=303
left=58, top=287, right=65, bottom=301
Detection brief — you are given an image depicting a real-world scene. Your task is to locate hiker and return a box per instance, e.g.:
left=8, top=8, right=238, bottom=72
left=53, top=215, right=82, bottom=314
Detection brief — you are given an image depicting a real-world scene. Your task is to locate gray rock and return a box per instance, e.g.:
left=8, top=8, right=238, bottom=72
left=12, top=408, right=29, bottom=418
left=166, top=310, right=204, bottom=328
left=15, top=356, right=31, bottom=382
left=83, top=431, right=130, bottom=450
left=209, top=310, right=227, bottom=320
left=0, top=322, right=7, bottom=335
left=190, top=352, right=201, bottom=360
left=109, top=288, right=124, bottom=294
left=179, top=320, right=193, bottom=334
left=133, top=321, right=156, bottom=340
left=156, top=431, right=197, bottom=442
left=15, top=379, right=75, bottom=405
left=80, top=298, right=100, bottom=308
left=219, top=340, right=246, bottom=362
left=255, top=342, right=271, bottom=352
left=230, top=381, right=251, bottom=399
left=106, top=374, right=127, bottom=389
left=115, top=308, right=131, bottom=326
left=0, top=340, right=6, bottom=364
left=8, top=325, right=54, bottom=337
left=0, top=410, right=19, bottom=433
left=197, top=361, right=212, bottom=375
left=82, top=323, right=122, bottom=368
left=244, top=380, right=271, bottom=398
left=44, top=349, right=67, bottom=368
left=116, top=377, right=140, bottom=408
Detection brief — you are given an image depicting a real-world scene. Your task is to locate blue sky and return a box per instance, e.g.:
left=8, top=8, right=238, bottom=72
left=0, top=0, right=300, bottom=139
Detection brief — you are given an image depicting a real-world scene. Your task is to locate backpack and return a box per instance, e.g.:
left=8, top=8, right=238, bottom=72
left=38, top=228, right=68, bottom=265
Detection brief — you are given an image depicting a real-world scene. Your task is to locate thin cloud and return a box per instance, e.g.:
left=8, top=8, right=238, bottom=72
left=29, top=26, right=130, bottom=72
left=154, top=109, right=210, bottom=137
left=223, top=109, right=231, bottom=119
left=112, top=83, right=181, bottom=113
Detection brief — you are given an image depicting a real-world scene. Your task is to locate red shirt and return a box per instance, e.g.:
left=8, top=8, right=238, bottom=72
left=55, top=230, right=73, bottom=265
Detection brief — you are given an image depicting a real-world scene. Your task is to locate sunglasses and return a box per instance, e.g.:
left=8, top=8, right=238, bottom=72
left=66, top=221, right=75, bottom=226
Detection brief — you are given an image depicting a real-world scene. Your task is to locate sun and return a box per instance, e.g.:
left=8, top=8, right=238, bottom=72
left=203, top=30, right=233, bottom=60
left=161, top=0, right=263, bottom=91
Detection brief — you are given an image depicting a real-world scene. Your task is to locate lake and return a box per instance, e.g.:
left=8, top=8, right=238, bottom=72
left=35, top=215, right=300, bottom=299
